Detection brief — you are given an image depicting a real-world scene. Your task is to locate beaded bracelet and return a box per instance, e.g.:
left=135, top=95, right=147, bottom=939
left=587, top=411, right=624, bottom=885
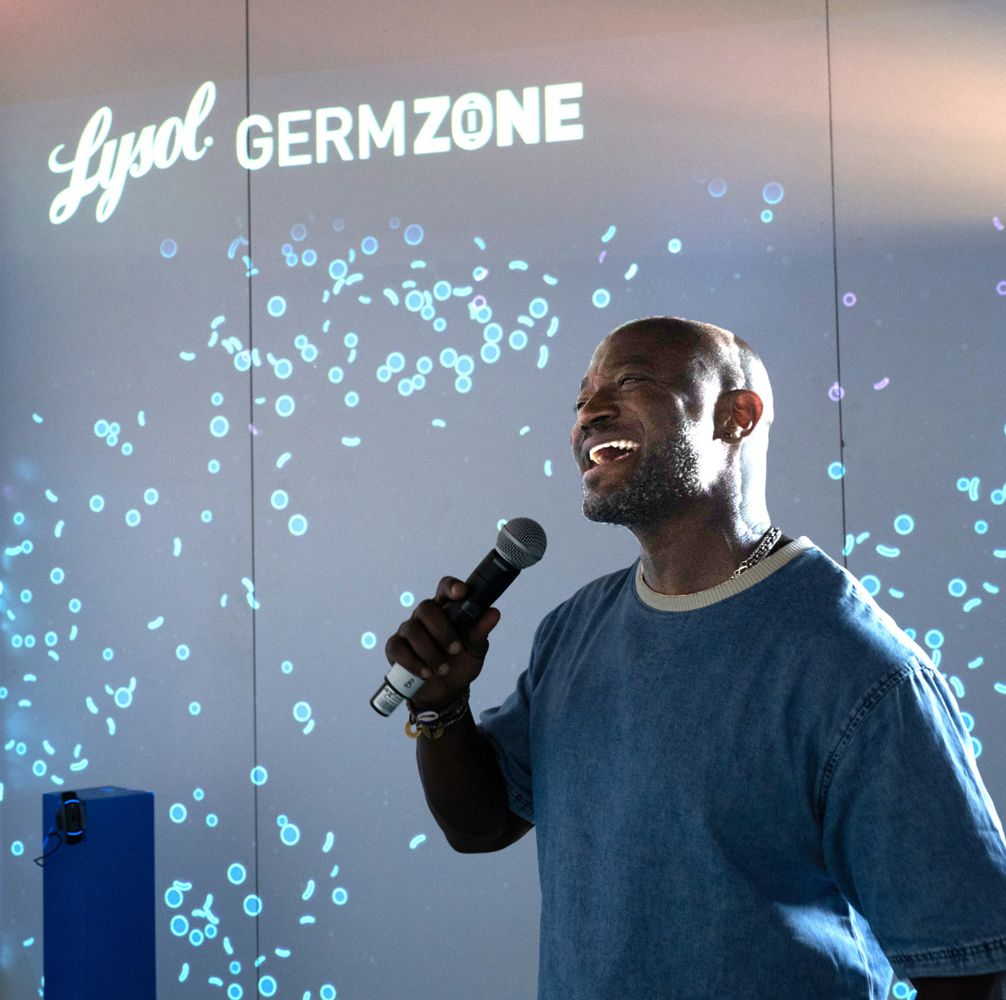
left=405, top=688, right=471, bottom=740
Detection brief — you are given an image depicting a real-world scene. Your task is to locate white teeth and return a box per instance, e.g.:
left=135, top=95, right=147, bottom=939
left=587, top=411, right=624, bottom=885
left=588, top=439, right=640, bottom=465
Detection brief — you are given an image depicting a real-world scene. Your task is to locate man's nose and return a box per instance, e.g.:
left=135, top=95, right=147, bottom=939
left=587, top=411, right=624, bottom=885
left=575, top=386, right=619, bottom=430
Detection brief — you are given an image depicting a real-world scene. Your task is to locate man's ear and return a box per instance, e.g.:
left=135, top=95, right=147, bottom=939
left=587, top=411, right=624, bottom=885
left=715, top=389, right=764, bottom=441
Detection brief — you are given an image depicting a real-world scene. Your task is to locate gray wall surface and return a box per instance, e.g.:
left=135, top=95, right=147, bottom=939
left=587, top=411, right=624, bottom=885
left=2, top=2, right=1005, bottom=997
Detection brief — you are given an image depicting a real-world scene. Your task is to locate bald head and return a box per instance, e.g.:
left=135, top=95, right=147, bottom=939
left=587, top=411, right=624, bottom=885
left=574, top=316, right=774, bottom=531
left=607, top=316, right=774, bottom=431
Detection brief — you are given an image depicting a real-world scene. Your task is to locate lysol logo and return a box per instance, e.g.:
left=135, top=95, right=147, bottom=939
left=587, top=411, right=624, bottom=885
left=48, top=81, right=216, bottom=225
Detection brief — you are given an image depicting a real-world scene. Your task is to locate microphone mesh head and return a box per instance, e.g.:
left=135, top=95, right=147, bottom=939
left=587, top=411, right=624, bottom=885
left=496, top=517, right=547, bottom=568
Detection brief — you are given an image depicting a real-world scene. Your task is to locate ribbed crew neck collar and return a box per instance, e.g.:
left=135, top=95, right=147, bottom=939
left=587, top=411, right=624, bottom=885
left=634, top=536, right=815, bottom=611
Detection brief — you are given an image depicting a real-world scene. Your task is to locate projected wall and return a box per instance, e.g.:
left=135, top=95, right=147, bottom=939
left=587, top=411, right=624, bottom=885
left=2, top=2, right=1005, bottom=998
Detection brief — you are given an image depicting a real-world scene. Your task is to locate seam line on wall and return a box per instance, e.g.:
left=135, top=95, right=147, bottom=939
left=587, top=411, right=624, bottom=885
left=824, top=0, right=849, bottom=568
left=244, top=0, right=263, bottom=975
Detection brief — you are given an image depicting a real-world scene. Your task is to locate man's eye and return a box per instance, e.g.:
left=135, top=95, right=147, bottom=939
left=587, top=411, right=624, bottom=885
left=619, top=376, right=644, bottom=386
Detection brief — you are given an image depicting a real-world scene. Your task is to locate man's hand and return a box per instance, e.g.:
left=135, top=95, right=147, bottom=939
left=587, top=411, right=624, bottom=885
left=385, top=576, right=526, bottom=853
left=384, top=576, right=501, bottom=712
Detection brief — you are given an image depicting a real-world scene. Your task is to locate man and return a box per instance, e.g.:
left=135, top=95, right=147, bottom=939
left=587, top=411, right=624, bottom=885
left=385, top=317, right=1006, bottom=999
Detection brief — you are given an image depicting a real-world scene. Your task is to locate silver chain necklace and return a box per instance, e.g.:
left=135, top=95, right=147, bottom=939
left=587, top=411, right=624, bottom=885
left=730, top=526, right=782, bottom=579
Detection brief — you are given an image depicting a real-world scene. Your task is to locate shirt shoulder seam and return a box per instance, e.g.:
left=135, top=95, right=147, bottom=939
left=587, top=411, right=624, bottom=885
left=815, top=657, right=925, bottom=821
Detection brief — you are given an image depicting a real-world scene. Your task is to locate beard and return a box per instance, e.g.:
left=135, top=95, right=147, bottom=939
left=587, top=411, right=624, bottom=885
left=582, top=427, right=704, bottom=527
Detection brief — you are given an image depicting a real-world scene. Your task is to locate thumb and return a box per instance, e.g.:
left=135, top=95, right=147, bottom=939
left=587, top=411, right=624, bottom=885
left=466, top=606, right=501, bottom=647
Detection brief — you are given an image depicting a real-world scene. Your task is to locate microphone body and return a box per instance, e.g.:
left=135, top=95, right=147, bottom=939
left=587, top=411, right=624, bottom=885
left=444, top=548, right=520, bottom=631
left=371, top=517, right=546, bottom=717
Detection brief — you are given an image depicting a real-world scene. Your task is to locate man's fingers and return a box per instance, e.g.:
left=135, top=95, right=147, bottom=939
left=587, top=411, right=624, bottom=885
left=383, top=635, right=436, bottom=679
left=434, top=576, right=467, bottom=604
left=412, top=599, right=465, bottom=657
left=393, top=613, right=452, bottom=670
left=467, top=607, right=501, bottom=646
left=383, top=578, right=499, bottom=697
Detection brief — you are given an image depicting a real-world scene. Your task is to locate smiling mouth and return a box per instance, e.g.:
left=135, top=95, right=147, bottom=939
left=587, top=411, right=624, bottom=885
left=587, top=438, right=641, bottom=466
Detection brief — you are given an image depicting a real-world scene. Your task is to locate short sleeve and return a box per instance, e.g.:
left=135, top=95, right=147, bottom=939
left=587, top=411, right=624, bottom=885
left=821, top=658, right=1006, bottom=979
left=478, top=660, right=536, bottom=825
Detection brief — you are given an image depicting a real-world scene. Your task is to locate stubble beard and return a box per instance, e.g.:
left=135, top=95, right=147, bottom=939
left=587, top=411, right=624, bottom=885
left=581, top=429, right=704, bottom=527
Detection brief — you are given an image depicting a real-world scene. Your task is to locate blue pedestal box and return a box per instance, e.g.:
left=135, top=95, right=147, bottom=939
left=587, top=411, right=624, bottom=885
left=42, top=786, right=156, bottom=999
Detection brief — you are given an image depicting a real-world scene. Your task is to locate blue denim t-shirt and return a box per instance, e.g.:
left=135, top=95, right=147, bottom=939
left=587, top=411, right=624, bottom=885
left=479, top=538, right=1006, bottom=999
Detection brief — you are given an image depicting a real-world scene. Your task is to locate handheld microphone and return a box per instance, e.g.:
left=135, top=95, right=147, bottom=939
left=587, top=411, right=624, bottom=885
left=370, top=517, right=547, bottom=716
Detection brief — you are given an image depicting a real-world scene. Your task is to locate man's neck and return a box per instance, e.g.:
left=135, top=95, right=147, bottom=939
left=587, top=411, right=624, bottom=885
left=632, top=509, right=777, bottom=596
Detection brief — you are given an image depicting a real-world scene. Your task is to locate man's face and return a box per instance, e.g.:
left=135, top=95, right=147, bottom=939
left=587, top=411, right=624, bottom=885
left=571, top=324, right=722, bottom=527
